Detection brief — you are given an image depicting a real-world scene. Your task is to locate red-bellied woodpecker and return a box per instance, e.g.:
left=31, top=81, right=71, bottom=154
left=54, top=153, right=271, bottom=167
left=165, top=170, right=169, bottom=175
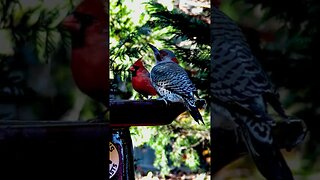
left=148, top=43, right=204, bottom=124
left=129, top=58, right=157, bottom=99
left=211, top=6, right=305, bottom=180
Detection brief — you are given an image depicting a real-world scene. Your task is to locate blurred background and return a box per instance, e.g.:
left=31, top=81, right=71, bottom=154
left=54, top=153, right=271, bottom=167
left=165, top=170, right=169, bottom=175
left=0, top=1, right=108, bottom=179
left=0, top=0, right=104, bottom=121
left=213, top=0, right=320, bottom=179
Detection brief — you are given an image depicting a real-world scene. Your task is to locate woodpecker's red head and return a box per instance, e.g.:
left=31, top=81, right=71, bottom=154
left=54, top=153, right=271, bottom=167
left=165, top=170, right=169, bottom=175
left=159, top=49, right=179, bottom=63
left=148, top=43, right=179, bottom=64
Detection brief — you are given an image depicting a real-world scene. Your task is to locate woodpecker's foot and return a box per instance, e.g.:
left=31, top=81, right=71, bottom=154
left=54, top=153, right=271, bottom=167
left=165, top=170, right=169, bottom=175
left=157, top=97, right=169, bottom=106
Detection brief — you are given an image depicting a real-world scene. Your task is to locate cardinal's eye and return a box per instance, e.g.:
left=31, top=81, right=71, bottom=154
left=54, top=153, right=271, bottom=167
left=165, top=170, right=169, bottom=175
left=133, top=65, right=139, bottom=70
left=73, top=12, right=94, bottom=26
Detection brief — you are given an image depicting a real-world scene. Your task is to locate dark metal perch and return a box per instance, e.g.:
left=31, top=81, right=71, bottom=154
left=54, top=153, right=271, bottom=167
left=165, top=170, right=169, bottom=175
left=0, top=121, right=109, bottom=179
left=110, top=99, right=186, bottom=127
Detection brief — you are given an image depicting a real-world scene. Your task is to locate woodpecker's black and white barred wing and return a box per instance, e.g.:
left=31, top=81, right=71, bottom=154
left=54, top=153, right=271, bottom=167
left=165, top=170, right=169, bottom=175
left=151, top=61, right=204, bottom=124
left=150, top=61, right=197, bottom=98
left=211, top=7, right=274, bottom=103
left=211, top=7, right=294, bottom=180
left=211, top=6, right=276, bottom=145
left=211, top=7, right=246, bottom=42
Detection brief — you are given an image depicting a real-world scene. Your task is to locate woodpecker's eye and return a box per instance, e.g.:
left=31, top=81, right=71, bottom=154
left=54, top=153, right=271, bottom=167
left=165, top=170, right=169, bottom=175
left=160, top=51, right=168, bottom=57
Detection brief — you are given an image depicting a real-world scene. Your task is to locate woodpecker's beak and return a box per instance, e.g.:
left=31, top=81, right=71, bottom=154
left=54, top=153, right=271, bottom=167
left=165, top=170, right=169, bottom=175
left=148, top=43, right=162, bottom=62
left=148, top=43, right=158, bottom=53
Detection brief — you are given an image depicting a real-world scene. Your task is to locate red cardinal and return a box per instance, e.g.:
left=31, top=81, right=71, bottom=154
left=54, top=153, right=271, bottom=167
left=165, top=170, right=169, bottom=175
left=129, top=58, right=157, bottom=99
left=62, top=0, right=108, bottom=107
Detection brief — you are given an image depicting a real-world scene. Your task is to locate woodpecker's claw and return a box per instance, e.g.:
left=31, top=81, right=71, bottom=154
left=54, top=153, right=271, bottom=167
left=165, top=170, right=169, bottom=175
left=157, top=97, right=168, bottom=106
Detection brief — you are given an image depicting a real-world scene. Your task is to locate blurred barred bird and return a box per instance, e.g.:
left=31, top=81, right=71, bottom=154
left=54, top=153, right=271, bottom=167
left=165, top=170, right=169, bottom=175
left=129, top=58, right=157, bottom=99
left=148, top=44, right=204, bottom=124
left=211, top=7, right=304, bottom=180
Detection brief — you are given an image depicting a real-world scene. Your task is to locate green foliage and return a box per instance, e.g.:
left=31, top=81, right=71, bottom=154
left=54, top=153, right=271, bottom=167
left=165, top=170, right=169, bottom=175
left=130, top=113, right=210, bottom=174
left=146, top=1, right=210, bottom=45
left=0, top=0, right=101, bottom=121
left=0, top=0, right=78, bottom=63
left=110, top=0, right=152, bottom=80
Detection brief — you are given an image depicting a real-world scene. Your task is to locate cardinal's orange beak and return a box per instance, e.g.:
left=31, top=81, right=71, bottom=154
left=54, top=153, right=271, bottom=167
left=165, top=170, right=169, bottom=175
left=61, top=14, right=81, bottom=32
left=129, top=66, right=135, bottom=72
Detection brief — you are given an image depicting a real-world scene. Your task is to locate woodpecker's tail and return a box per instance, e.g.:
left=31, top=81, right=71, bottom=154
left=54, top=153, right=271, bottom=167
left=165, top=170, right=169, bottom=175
left=189, top=105, right=204, bottom=125
left=185, top=98, right=204, bottom=124
left=238, top=118, right=294, bottom=180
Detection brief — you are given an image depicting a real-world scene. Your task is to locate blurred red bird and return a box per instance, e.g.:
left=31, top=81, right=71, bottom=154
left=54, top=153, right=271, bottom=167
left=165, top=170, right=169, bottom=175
left=129, top=58, right=157, bottom=99
left=62, top=0, right=108, bottom=107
